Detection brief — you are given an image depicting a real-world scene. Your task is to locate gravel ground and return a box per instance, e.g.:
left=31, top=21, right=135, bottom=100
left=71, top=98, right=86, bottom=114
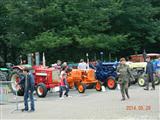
left=1, top=84, right=160, bottom=120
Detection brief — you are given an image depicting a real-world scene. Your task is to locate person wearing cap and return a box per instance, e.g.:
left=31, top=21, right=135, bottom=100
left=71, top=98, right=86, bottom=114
left=144, top=56, right=155, bottom=90
left=116, top=58, right=134, bottom=101
left=18, top=67, right=35, bottom=112
left=78, top=59, right=89, bottom=70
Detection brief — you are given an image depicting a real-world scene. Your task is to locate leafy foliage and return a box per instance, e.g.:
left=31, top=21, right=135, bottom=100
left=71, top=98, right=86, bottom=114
left=0, top=0, right=159, bottom=64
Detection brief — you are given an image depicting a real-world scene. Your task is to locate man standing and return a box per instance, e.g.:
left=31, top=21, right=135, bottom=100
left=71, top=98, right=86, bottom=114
left=116, top=58, right=134, bottom=101
left=144, top=56, right=155, bottom=90
left=78, top=59, right=89, bottom=70
left=19, top=67, right=35, bottom=112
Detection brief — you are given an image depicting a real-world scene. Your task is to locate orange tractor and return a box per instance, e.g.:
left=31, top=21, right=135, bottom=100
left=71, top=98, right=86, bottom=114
left=67, top=69, right=102, bottom=93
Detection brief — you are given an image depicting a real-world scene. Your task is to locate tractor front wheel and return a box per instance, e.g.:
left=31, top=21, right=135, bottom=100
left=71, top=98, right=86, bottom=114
left=77, top=83, right=85, bottom=93
left=138, top=75, right=146, bottom=87
left=95, top=81, right=102, bottom=91
left=106, top=77, right=117, bottom=90
left=36, top=83, right=47, bottom=97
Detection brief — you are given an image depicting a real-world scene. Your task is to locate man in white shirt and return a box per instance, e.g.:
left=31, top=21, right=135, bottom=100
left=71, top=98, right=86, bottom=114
left=78, top=59, right=89, bottom=70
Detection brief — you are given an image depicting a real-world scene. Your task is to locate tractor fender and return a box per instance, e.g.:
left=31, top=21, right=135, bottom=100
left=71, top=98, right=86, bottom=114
left=12, top=66, right=24, bottom=71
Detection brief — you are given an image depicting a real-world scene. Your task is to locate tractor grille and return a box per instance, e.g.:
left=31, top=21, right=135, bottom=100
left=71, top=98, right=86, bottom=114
left=52, top=70, right=60, bottom=82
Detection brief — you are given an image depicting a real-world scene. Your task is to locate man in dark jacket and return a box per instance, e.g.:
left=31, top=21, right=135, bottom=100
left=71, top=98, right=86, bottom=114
left=19, top=67, right=35, bottom=112
left=144, top=56, right=155, bottom=90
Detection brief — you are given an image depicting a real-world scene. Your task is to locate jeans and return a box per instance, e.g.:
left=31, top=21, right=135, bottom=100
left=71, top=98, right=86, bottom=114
left=59, top=86, right=69, bottom=97
left=24, top=90, right=35, bottom=111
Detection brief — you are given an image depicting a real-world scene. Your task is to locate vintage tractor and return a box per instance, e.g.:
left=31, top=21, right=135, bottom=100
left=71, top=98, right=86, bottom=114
left=95, top=61, right=118, bottom=90
left=127, top=61, right=160, bottom=87
left=137, top=60, right=160, bottom=87
left=33, top=66, right=60, bottom=97
left=10, top=52, right=62, bottom=97
left=67, top=69, right=102, bottom=93
left=128, top=53, right=160, bottom=87
left=126, top=62, right=147, bottom=85
left=10, top=65, right=61, bottom=97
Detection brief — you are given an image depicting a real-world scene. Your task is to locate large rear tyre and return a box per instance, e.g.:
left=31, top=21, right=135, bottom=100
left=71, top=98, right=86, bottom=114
left=154, top=75, right=160, bottom=85
left=106, top=76, right=117, bottom=90
left=95, top=81, right=102, bottom=91
left=36, top=83, right=47, bottom=98
left=10, top=71, right=24, bottom=96
left=77, top=83, right=85, bottom=93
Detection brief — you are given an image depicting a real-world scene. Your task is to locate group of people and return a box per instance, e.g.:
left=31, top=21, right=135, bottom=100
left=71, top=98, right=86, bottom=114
left=17, top=60, right=71, bottom=112
left=17, top=55, right=160, bottom=112
left=117, top=55, right=160, bottom=101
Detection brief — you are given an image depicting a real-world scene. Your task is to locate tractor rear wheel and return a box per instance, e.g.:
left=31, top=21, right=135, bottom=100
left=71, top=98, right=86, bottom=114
left=36, top=83, right=47, bottom=97
left=154, top=75, right=160, bottom=85
left=95, top=81, right=102, bottom=91
left=10, top=71, right=24, bottom=96
left=106, top=77, right=117, bottom=90
left=77, top=83, right=85, bottom=93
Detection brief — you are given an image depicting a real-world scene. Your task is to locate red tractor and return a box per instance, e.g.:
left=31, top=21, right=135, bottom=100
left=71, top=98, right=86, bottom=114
left=10, top=52, right=102, bottom=97
left=10, top=65, right=61, bottom=97
left=10, top=66, right=102, bottom=97
left=10, top=52, right=62, bottom=97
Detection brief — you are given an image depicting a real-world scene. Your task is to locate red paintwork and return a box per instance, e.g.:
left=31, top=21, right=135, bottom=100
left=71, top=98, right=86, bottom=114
left=13, top=65, right=60, bottom=89
left=33, top=67, right=60, bottom=89
left=107, top=79, right=115, bottom=88
left=130, top=53, right=160, bottom=62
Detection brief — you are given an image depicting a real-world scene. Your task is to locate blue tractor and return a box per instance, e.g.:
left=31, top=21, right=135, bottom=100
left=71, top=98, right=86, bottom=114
left=95, top=61, right=119, bottom=89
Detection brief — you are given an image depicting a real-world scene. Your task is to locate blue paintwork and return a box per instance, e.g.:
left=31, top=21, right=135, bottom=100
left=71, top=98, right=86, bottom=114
left=95, top=61, right=119, bottom=83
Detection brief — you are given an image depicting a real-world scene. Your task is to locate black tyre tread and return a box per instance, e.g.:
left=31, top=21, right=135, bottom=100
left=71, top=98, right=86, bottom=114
left=77, top=83, right=86, bottom=93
